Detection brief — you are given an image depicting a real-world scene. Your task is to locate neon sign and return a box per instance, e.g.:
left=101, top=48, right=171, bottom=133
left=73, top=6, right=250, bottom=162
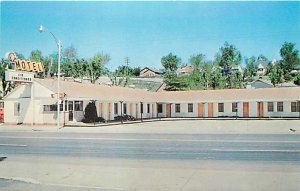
left=6, top=52, right=44, bottom=72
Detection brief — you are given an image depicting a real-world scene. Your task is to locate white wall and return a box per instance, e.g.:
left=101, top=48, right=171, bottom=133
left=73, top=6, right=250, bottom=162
left=157, top=104, right=166, bottom=118
left=264, top=101, right=300, bottom=118
left=216, top=102, right=240, bottom=117
left=171, top=103, right=198, bottom=118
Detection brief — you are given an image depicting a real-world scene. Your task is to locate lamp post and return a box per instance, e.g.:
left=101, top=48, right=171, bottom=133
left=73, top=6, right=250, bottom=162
left=39, top=25, right=61, bottom=129
left=120, top=101, right=123, bottom=124
left=140, top=101, right=143, bottom=122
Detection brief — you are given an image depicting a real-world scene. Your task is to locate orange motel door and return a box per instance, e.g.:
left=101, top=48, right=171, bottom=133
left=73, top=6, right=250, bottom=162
left=99, top=103, right=103, bottom=118
left=198, top=103, right=204, bottom=117
left=208, top=103, right=214, bottom=118
left=257, top=102, right=264, bottom=118
left=166, top=104, right=171, bottom=118
left=243, top=102, right=249, bottom=118
left=107, top=103, right=111, bottom=121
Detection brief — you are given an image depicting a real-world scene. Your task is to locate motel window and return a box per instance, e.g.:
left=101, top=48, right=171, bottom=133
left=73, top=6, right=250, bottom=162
left=43, top=104, right=57, bottom=112
left=123, top=103, right=127, bottom=114
left=14, top=103, right=20, bottom=116
left=218, top=103, right=224, bottom=112
left=140, top=103, right=144, bottom=114
left=267, top=102, right=274, bottom=112
left=175, top=104, right=180, bottom=113
left=157, top=104, right=163, bottom=113
left=147, top=104, right=150, bottom=113
left=232, top=103, right=238, bottom=112
left=188, top=103, right=193, bottom=113
left=277, top=102, right=283, bottom=112
left=291, top=102, right=300, bottom=112
left=75, top=101, right=83, bottom=111
left=114, top=103, right=118, bottom=115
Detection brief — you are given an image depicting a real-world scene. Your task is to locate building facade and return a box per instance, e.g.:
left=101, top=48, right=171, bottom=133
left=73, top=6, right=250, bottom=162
left=3, top=78, right=300, bottom=125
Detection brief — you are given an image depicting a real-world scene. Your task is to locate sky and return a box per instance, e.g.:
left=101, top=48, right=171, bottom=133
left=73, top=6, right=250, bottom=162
left=1, top=1, right=300, bottom=71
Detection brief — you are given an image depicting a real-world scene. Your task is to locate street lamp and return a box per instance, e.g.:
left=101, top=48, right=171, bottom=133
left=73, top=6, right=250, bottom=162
left=39, top=25, right=61, bottom=129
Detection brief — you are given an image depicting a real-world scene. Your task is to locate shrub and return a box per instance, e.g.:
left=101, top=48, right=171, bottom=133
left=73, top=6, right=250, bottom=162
left=82, top=101, right=106, bottom=123
left=114, top=115, right=135, bottom=121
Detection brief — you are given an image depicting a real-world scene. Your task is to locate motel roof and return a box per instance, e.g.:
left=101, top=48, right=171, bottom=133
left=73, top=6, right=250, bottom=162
left=156, top=87, right=300, bottom=102
left=34, top=78, right=157, bottom=102
left=8, top=78, right=300, bottom=103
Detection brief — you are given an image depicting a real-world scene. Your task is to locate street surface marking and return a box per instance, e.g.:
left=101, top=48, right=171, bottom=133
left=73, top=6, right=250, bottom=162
left=0, top=136, right=300, bottom=144
left=0, top=144, right=27, bottom=147
left=211, top=149, right=300, bottom=153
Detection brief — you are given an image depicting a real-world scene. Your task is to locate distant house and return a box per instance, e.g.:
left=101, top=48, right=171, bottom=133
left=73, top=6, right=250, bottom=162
left=179, top=65, right=193, bottom=76
left=231, top=65, right=243, bottom=74
left=291, top=65, right=300, bottom=75
left=139, top=67, right=162, bottom=77
left=247, top=79, right=274, bottom=89
left=256, top=59, right=276, bottom=76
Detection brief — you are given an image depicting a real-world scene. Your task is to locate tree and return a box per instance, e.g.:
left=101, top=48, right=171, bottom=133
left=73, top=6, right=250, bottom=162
left=268, top=65, right=284, bottom=87
left=86, top=53, right=110, bottom=84
left=257, top=54, right=268, bottom=62
left=211, top=68, right=226, bottom=89
left=29, top=49, right=43, bottom=63
left=161, top=53, right=181, bottom=73
left=280, top=42, right=300, bottom=80
left=186, top=54, right=206, bottom=90
left=229, top=71, right=243, bottom=89
left=218, top=42, right=242, bottom=68
left=244, top=56, right=257, bottom=81
left=161, top=53, right=183, bottom=91
left=294, top=73, right=300, bottom=86
left=61, top=46, right=78, bottom=77
left=114, top=65, right=140, bottom=77
left=216, top=42, right=242, bottom=88
left=0, top=59, right=15, bottom=97
left=63, top=45, right=77, bottom=61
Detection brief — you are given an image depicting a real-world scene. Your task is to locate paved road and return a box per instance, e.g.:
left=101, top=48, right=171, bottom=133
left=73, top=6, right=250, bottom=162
left=1, top=132, right=300, bottom=162
left=1, top=131, right=300, bottom=191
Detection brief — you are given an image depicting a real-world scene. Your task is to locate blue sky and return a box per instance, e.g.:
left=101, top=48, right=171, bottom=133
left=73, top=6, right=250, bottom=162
left=1, top=1, right=299, bottom=70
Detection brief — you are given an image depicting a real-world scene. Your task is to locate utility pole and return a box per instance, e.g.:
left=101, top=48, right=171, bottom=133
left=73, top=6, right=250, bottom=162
left=124, top=57, right=129, bottom=76
left=47, top=56, right=52, bottom=78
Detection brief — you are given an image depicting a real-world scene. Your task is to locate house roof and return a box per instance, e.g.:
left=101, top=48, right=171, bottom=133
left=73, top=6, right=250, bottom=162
left=5, top=78, right=300, bottom=103
left=249, top=79, right=273, bottom=89
left=256, top=60, right=269, bottom=68
left=140, top=67, right=163, bottom=74
left=34, top=78, right=157, bottom=102
left=156, top=87, right=300, bottom=102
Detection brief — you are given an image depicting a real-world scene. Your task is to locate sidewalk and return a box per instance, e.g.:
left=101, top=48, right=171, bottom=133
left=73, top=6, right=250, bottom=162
left=0, top=119, right=299, bottom=134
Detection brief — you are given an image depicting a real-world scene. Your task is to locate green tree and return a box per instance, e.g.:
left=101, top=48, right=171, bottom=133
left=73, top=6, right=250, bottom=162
left=257, top=54, right=268, bottom=61
left=218, top=42, right=242, bottom=68
left=114, top=65, right=140, bottom=77
left=161, top=53, right=184, bottom=91
left=229, top=71, right=243, bottom=89
left=86, top=53, right=110, bottom=84
left=294, top=73, right=300, bottom=86
left=217, top=42, right=242, bottom=88
left=244, top=56, right=257, bottom=81
left=187, top=54, right=206, bottom=90
left=161, top=53, right=181, bottom=73
left=61, top=46, right=78, bottom=77
left=0, top=59, right=15, bottom=97
left=29, top=49, right=43, bottom=63
left=268, top=65, right=284, bottom=87
left=211, top=68, right=226, bottom=89
left=280, top=42, right=300, bottom=80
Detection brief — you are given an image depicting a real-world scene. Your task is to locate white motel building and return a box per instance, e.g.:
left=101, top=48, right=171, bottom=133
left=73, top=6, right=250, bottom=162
left=3, top=78, right=300, bottom=125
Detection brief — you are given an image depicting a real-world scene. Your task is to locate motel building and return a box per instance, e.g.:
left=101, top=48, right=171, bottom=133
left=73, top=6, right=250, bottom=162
left=3, top=78, right=300, bottom=126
